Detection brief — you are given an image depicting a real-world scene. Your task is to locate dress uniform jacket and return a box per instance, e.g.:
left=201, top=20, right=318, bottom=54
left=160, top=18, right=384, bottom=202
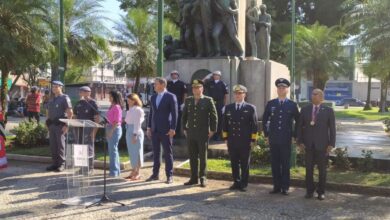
left=182, top=95, right=217, bottom=141
left=262, top=99, right=300, bottom=145
left=222, top=102, right=258, bottom=147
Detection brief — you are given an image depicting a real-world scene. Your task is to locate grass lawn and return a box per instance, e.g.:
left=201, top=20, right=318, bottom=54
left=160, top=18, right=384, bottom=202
left=182, top=159, right=390, bottom=187
left=335, top=107, right=390, bottom=121
left=6, top=145, right=130, bottom=163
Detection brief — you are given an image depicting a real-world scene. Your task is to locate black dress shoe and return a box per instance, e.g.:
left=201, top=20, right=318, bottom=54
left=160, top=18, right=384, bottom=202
left=229, top=183, right=240, bottom=190
left=239, top=186, right=247, bottom=192
left=269, top=189, right=281, bottom=194
left=184, top=180, right=198, bottom=186
left=281, top=190, right=289, bottom=195
left=55, top=165, right=65, bottom=172
left=305, top=193, right=314, bottom=199
left=145, top=175, right=159, bottom=182
left=46, top=165, right=58, bottom=171
left=318, top=194, right=325, bottom=200
left=200, top=178, right=207, bottom=188
left=166, top=176, right=173, bottom=184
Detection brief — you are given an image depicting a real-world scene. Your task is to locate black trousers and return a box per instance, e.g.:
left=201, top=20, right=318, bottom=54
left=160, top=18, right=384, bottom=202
left=270, top=144, right=291, bottom=191
left=187, top=137, right=209, bottom=180
left=28, top=111, right=40, bottom=123
left=228, top=145, right=251, bottom=187
left=305, top=146, right=328, bottom=194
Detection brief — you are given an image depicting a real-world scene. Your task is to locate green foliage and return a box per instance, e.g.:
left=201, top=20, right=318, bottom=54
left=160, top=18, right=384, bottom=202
left=284, top=23, right=351, bottom=90
left=332, top=147, right=352, bottom=170
left=10, top=122, right=48, bottom=148
left=357, top=149, right=374, bottom=172
left=64, top=66, right=87, bottom=84
left=336, top=107, right=390, bottom=121
left=251, top=134, right=270, bottom=167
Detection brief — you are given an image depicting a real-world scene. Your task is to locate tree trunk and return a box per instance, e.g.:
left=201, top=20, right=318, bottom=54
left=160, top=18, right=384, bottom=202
left=51, top=63, right=60, bottom=81
left=312, top=71, right=328, bottom=91
left=134, top=72, right=141, bottom=94
left=9, top=73, right=22, bottom=92
left=0, top=65, right=10, bottom=115
left=379, top=78, right=388, bottom=113
left=363, top=73, right=372, bottom=111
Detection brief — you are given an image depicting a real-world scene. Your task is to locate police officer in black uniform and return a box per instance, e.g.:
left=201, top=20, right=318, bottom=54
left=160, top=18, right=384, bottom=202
left=73, top=86, right=100, bottom=172
left=205, top=70, right=228, bottom=141
left=46, top=81, right=73, bottom=172
left=262, top=78, right=300, bottom=195
left=167, top=70, right=187, bottom=138
left=222, top=85, right=258, bottom=192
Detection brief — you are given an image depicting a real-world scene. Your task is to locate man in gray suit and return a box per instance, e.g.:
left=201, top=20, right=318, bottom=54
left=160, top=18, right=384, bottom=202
left=297, top=89, right=336, bottom=200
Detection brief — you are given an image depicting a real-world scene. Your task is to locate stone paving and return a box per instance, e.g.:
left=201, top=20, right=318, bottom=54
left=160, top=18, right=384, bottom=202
left=1, top=161, right=389, bottom=220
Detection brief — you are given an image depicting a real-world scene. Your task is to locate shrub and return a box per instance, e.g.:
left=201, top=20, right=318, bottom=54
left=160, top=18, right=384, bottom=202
left=383, top=119, right=390, bottom=132
left=357, top=149, right=374, bottom=172
left=332, top=147, right=351, bottom=170
left=251, top=134, right=270, bottom=167
left=11, top=121, right=48, bottom=147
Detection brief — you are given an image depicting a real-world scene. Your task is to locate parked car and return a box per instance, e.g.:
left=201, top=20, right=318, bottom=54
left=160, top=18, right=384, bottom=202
left=336, top=98, right=366, bottom=107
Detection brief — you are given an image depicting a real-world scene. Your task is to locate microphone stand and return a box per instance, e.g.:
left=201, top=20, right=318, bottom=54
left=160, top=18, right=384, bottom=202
left=80, top=97, right=125, bottom=208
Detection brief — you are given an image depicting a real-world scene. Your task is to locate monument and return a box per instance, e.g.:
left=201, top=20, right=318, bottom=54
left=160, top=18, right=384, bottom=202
left=164, top=0, right=290, bottom=118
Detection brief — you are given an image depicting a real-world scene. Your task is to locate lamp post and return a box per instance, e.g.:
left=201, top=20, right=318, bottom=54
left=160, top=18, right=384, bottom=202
left=290, top=0, right=297, bottom=167
left=157, top=0, right=164, bottom=77
left=59, top=0, right=65, bottom=82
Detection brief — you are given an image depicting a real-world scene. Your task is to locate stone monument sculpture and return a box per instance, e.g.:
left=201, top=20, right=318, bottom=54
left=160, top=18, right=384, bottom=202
left=256, top=4, right=271, bottom=60
left=246, top=0, right=259, bottom=58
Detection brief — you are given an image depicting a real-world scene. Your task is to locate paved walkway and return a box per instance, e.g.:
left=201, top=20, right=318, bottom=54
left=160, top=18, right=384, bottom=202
left=336, top=119, right=390, bottom=160
left=1, top=161, right=389, bottom=219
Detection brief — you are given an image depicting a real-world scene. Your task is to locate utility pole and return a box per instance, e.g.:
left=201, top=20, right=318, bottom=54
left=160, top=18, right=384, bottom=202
left=59, top=0, right=65, bottom=82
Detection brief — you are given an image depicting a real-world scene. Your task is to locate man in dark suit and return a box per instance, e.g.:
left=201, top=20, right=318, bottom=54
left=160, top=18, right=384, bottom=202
left=147, top=77, right=178, bottom=184
left=182, top=79, right=217, bottom=187
left=262, top=78, right=300, bottom=195
left=297, top=88, right=336, bottom=200
left=205, top=70, right=228, bottom=141
left=167, top=70, right=187, bottom=138
left=222, top=85, right=258, bottom=192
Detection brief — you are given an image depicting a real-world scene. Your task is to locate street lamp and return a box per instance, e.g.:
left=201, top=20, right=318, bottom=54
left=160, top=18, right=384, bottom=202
left=59, top=0, right=65, bottom=82
left=157, top=0, right=164, bottom=77
left=290, top=0, right=297, bottom=167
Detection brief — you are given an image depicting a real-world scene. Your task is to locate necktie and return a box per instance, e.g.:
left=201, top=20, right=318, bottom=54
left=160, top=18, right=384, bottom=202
left=156, top=94, right=163, bottom=107
left=236, top=104, right=240, bottom=111
left=280, top=100, right=284, bottom=107
left=312, top=106, right=319, bottom=121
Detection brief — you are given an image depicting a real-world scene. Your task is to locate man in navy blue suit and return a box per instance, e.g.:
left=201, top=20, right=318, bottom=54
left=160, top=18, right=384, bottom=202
left=146, top=77, right=178, bottom=184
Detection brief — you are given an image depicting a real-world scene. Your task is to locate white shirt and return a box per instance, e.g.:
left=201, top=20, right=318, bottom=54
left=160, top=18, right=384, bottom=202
left=125, top=106, right=145, bottom=135
left=214, top=80, right=220, bottom=84
left=172, top=79, right=178, bottom=83
left=235, top=101, right=245, bottom=110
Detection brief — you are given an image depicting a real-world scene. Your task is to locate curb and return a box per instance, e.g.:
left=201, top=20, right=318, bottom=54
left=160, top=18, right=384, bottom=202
left=174, top=161, right=390, bottom=197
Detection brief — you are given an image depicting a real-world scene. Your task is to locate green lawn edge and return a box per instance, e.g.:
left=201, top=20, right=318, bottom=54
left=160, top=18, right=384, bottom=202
left=182, top=159, right=390, bottom=188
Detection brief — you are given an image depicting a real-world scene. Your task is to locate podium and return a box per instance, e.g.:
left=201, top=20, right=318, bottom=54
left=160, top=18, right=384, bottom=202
left=60, top=119, right=103, bottom=206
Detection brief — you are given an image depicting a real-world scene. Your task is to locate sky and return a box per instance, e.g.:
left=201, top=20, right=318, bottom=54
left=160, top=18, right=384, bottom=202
left=100, top=0, right=126, bottom=33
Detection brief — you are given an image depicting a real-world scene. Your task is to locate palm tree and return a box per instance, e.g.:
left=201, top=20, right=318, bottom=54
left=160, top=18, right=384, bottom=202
left=285, top=22, right=351, bottom=90
left=345, top=0, right=390, bottom=112
left=115, top=8, right=157, bottom=93
left=46, top=0, right=111, bottom=81
left=0, top=0, right=49, bottom=113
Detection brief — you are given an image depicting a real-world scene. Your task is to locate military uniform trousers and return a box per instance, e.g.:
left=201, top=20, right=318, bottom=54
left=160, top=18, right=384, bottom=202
left=227, top=142, right=251, bottom=187
left=187, top=137, right=209, bottom=181
left=48, top=124, right=66, bottom=167
left=270, top=142, right=291, bottom=191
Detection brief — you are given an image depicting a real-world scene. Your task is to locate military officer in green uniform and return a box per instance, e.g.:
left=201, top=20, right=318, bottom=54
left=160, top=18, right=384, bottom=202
left=182, top=79, right=217, bottom=187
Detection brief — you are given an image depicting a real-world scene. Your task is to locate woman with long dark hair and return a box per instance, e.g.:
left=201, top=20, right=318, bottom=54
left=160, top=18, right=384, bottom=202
left=106, top=90, right=124, bottom=177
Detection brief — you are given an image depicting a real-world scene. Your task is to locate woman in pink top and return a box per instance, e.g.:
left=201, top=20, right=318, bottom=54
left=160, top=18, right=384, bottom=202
left=106, top=90, right=124, bottom=177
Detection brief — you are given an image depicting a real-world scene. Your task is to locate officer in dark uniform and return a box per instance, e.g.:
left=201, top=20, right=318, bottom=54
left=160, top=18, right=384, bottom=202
left=73, top=86, right=100, bottom=172
left=222, top=85, right=258, bottom=192
left=167, top=70, right=187, bottom=138
left=262, top=78, right=300, bottom=195
left=46, top=81, right=73, bottom=172
left=205, top=70, right=228, bottom=141
left=182, top=79, right=217, bottom=187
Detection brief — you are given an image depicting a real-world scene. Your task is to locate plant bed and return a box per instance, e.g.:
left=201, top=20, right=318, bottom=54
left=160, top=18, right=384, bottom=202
left=174, top=159, right=390, bottom=196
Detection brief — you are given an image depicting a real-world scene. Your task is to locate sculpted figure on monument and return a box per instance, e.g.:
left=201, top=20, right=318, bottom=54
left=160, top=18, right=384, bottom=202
left=256, top=4, right=271, bottom=60
left=246, top=0, right=259, bottom=58
left=211, top=0, right=244, bottom=57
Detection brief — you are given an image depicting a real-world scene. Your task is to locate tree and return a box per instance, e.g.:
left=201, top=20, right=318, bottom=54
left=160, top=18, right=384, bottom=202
left=345, top=0, right=390, bottom=112
left=115, top=9, right=157, bottom=93
left=284, top=23, right=351, bottom=90
left=117, top=0, right=180, bottom=25
left=0, top=0, right=49, bottom=114
left=46, top=0, right=111, bottom=81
